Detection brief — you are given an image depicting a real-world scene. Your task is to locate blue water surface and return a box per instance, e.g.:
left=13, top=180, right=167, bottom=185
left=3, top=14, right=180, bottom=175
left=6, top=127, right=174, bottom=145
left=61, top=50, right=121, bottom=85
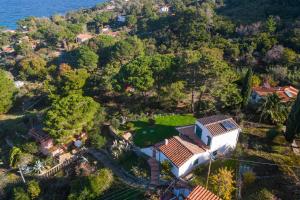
left=0, top=0, right=105, bottom=29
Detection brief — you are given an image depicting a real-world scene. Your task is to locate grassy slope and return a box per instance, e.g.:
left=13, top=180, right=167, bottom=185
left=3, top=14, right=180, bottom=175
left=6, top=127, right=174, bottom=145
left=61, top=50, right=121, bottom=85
left=133, top=114, right=196, bottom=147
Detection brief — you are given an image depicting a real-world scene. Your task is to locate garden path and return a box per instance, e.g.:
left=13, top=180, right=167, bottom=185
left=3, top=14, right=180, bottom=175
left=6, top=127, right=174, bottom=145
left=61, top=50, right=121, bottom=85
left=87, top=148, right=150, bottom=189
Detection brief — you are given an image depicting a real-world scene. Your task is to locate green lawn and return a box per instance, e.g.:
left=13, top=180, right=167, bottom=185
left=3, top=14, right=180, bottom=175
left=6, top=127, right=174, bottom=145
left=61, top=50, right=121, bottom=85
left=132, top=114, right=196, bottom=147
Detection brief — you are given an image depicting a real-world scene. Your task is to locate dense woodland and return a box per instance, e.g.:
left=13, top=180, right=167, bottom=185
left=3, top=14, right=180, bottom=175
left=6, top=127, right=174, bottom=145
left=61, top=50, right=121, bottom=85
left=1, top=0, right=300, bottom=199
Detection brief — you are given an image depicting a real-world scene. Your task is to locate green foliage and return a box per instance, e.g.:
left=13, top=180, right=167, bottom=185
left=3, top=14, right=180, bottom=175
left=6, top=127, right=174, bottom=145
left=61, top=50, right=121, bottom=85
left=21, top=142, right=38, bottom=154
left=77, top=46, right=99, bottom=71
left=9, top=147, right=22, bottom=167
left=68, top=168, right=113, bottom=200
left=243, top=171, right=256, bottom=187
left=285, top=93, right=300, bottom=142
left=111, top=117, right=120, bottom=129
left=27, top=180, right=41, bottom=199
left=56, top=68, right=90, bottom=96
left=89, top=133, right=106, bottom=149
left=258, top=93, right=290, bottom=125
left=116, top=56, right=154, bottom=92
left=13, top=187, right=30, bottom=200
left=161, top=160, right=173, bottom=179
left=43, top=94, right=102, bottom=142
left=18, top=55, right=47, bottom=80
left=248, top=188, right=276, bottom=200
left=265, top=16, right=277, bottom=33
left=210, top=167, right=235, bottom=200
left=126, top=15, right=138, bottom=27
left=160, top=81, right=186, bottom=108
left=112, top=36, right=144, bottom=64
left=241, top=68, right=253, bottom=107
left=0, top=70, right=16, bottom=114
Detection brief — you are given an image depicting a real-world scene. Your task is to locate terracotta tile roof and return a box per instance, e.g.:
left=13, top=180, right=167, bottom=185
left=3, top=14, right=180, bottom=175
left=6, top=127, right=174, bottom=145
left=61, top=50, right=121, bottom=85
left=197, top=115, right=240, bottom=137
left=157, top=136, right=205, bottom=167
left=176, top=126, right=209, bottom=149
left=76, top=33, right=93, bottom=40
left=186, top=185, right=221, bottom=200
left=197, top=115, right=230, bottom=125
left=253, top=86, right=299, bottom=102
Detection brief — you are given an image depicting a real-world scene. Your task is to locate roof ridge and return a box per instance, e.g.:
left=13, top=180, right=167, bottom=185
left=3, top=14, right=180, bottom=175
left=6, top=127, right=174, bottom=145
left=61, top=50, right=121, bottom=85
left=174, top=136, right=197, bottom=155
left=204, top=117, right=232, bottom=126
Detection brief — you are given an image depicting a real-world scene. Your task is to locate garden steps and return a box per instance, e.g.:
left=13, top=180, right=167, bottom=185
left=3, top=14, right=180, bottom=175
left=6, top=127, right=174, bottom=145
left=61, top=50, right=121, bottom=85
left=148, top=158, right=160, bottom=186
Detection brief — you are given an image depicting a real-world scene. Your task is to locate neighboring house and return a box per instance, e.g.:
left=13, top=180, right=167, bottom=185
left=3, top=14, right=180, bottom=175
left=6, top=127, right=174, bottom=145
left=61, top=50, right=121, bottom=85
left=160, top=6, right=170, bottom=13
left=76, top=33, right=94, bottom=43
left=117, top=15, right=126, bottom=23
left=162, top=182, right=221, bottom=200
left=28, top=128, right=64, bottom=157
left=251, top=85, right=299, bottom=103
left=141, top=115, right=240, bottom=177
left=29, top=128, right=88, bottom=157
left=1, top=45, right=15, bottom=54
left=185, top=185, right=221, bottom=200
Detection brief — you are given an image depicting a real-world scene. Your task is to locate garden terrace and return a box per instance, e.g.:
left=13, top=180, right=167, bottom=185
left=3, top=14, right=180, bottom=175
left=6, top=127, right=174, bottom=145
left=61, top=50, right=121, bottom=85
left=131, top=114, right=196, bottom=147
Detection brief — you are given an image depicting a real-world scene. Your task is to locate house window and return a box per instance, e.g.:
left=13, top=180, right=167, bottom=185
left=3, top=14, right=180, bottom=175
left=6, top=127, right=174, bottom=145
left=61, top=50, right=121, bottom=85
left=207, top=136, right=211, bottom=147
left=196, top=125, right=202, bottom=139
left=193, top=159, right=199, bottom=166
left=213, top=150, right=218, bottom=156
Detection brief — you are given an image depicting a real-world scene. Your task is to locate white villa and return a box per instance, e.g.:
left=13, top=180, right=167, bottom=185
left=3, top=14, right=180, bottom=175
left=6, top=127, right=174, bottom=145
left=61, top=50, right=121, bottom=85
left=141, top=115, right=241, bottom=177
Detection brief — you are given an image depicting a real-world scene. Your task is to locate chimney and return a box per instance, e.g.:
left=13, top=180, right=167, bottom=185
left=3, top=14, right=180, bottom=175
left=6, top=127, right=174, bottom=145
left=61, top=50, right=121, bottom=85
left=164, top=139, right=168, bottom=145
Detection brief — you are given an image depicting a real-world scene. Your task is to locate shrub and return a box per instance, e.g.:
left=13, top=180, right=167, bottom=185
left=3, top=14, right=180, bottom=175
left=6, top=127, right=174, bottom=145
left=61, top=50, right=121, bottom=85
left=243, top=171, right=256, bottom=186
left=148, top=118, right=156, bottom=126
left=126, top=122, right=134, bottom=131
left=89, top=133, right=106, bottom=149
left=22, top=142, right=39, bottom=154
left=27, top=180, right=41, bottom=199
left=161, top=160, right=173, bottom=179
left=111, top=117, right=120, bottom=129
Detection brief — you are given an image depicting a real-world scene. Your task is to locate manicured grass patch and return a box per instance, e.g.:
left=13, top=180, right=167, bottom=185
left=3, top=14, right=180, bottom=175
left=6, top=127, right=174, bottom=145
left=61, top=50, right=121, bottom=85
left=132, top=114, right=196, bottom=147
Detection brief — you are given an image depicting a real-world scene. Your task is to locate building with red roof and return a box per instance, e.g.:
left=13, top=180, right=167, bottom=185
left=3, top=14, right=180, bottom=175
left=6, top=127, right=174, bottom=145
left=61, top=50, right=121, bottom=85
left=251, top=85, right=298, bottom=103
left=186, top=185, right=221, bottom=200
left=142, top=115, right=240, bottom=177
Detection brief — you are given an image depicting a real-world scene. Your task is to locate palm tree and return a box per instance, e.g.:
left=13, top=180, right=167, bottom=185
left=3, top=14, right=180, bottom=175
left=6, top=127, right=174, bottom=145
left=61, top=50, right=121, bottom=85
left=258, top=93, right=290, bottom=124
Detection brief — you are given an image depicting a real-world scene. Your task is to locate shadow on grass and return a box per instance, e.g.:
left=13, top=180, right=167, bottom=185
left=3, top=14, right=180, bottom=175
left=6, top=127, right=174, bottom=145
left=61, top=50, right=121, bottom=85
left=132, top=121, right=183, bottom=147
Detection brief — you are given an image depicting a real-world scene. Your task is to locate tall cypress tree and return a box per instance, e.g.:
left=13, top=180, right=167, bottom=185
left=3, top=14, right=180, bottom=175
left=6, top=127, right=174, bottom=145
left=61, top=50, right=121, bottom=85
left=241, top=68, right=253, bottom=107
left=285, top=93, right=300, bottom=142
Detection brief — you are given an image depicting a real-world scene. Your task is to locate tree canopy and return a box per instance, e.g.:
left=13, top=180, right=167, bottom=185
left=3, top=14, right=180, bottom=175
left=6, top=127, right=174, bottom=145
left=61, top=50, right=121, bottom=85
left=43, top=94, right=103, bottom=142
left=0, top=70, right=16, bottom=114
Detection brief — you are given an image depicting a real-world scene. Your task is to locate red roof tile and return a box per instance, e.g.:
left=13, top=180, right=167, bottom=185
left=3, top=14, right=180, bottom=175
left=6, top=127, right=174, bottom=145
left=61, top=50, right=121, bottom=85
left=253, top=86, right=299, bottom=102
left=157, top=136, right=205, bottom=167
left=176, top=126, right=209, bottom=149
left=186, top=185, right=221, bottom=200
left=197, top=115, right=240, bottom=137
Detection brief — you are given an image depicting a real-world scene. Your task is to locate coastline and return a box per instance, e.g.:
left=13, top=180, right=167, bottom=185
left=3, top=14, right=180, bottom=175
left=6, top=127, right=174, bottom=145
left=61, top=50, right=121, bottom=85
left=0, top=0, right=108, bottom=30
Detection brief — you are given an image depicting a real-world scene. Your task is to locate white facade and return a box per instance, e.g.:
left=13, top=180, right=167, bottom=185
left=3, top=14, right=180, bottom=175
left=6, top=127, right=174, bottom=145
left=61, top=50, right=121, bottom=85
left=195, top=121, right=239, bottom=153
left=160, top=6, right=170, bottom=13
left=117, top=15, right=126, bottom=23
left=142, top=117, right=240, bottom=178
left=141, top=147, right=210, bottom=177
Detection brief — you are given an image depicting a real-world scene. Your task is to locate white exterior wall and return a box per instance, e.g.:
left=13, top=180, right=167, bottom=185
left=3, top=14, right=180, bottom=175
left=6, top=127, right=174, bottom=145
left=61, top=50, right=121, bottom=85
left=195, top=121, right=213, bottom=145
left=141, top=147, right=211, bottom=177
left=209, top=129, right=239, bottom=153
left=178, top=152, right=210, bottom=177
left=141, top=147, right=180, bottom=176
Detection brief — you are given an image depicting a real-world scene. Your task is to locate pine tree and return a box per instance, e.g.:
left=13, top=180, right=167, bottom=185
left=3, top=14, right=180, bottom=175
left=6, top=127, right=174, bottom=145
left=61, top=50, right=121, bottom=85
left=241, top=68, right=253, bottom=107
left=285, top=93, right=300, bottom=142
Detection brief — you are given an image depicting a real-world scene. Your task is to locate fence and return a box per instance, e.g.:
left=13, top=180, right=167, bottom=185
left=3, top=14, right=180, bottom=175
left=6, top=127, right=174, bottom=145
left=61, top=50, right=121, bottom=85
left=38, top=148, right=86, bottom=178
